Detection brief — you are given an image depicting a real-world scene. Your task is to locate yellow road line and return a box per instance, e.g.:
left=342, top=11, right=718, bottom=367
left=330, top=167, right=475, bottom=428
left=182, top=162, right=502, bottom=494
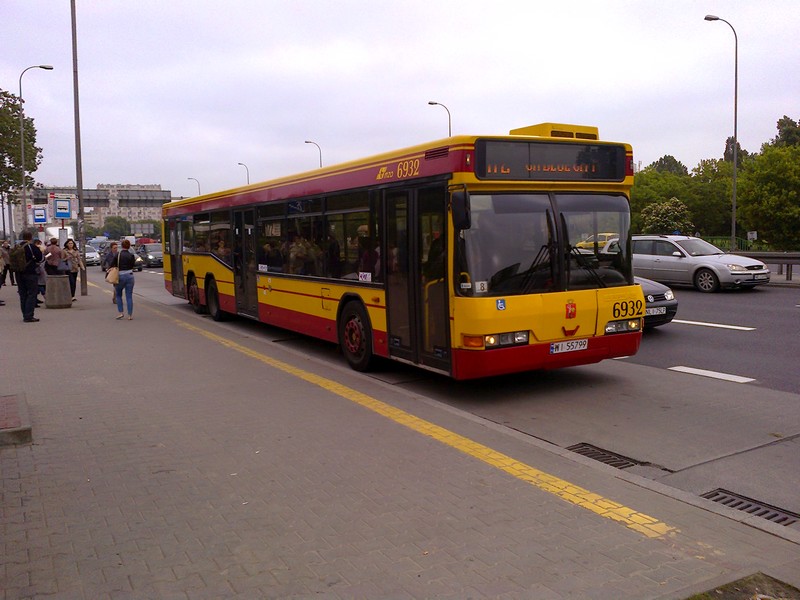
left=153, top=306, right=678, bottom=540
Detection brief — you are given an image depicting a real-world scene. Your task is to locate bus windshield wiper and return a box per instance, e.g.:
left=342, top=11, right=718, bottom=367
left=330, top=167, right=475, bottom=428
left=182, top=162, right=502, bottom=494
left=569, top=245, right=607, bottom=288
left=519, top=242, right=554, bottom=293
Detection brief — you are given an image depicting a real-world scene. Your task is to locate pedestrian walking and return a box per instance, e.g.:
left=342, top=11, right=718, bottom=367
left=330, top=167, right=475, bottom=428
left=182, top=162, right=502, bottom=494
left=103, top=242, right=120, bottom=304
left=0, top=240, right=14, bottom=287
left=16, top=232, right=43, bottom=322
left=114, top=239, right=137, bottom=320
left=62, top=238, right=84, bottom=301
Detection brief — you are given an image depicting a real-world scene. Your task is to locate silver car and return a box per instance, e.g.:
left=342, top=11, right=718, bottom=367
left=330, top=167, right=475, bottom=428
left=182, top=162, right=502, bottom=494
left=83, top=244, right=101, bottom=266
left=631, top=235, right=770, bottom=292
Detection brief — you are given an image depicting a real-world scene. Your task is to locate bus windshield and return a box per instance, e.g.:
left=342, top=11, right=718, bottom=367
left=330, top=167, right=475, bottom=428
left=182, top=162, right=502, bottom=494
left=456, top=193, right=632, bottom=296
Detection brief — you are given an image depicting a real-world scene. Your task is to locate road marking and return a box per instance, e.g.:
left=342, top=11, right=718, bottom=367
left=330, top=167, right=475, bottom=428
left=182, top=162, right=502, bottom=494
left=149, top=306, right=678, bottom=540
left=669, top=366, right=755, bottom=383
left=673, top=319, right=755, bottom=331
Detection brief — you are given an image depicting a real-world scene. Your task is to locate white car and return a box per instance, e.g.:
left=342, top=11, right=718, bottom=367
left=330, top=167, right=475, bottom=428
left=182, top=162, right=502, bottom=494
left=631, top=235, right=770, bottom=292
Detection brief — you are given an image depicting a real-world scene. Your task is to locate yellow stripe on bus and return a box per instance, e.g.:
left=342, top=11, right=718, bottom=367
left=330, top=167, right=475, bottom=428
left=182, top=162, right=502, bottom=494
left=151, top=304, right=677, bottom=540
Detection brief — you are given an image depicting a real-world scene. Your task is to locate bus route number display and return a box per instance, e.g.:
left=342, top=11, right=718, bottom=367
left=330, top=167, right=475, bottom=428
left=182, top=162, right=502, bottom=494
left=475, top=140, right=626, bottom=181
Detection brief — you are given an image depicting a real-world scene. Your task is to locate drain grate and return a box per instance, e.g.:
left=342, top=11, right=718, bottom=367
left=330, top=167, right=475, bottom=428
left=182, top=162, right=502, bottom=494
left=701, top=489, right=800, bottom=526
left=566, top=443, right=641, bottom=469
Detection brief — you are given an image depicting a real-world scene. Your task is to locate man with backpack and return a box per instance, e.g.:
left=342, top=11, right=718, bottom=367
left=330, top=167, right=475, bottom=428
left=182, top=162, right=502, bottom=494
left=11, top=232, right=44, bottom=322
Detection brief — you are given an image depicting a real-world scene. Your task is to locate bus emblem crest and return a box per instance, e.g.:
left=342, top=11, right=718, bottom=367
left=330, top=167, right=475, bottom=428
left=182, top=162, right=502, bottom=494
left=565, top=301, right=577, bottom=319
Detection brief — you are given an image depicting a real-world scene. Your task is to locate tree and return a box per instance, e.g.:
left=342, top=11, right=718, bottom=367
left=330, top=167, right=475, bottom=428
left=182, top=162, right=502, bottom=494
left=630, top=168, right=692, bottom=232
left=0, top=89, right=44, bottom=206
left=723, top=135, right=750, bottom=164
left=688, top=159, right=734, bottom=236
left=771, top=115, right=800, bottom=147
left=103, top=216, right=131, bottom=239
left=737, top=144, right=800, bottom=250
left=649, top=155, right=688, bottom=175
left=639, top=197, right=695, bottom=235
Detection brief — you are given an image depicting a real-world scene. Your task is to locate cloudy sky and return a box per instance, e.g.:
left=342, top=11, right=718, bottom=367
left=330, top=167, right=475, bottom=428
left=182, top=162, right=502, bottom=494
left=2, top=0, right=798, bottom=199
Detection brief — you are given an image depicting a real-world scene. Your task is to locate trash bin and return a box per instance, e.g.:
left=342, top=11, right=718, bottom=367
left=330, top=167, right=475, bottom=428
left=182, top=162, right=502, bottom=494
left=45, top=274, right=72, bottom=309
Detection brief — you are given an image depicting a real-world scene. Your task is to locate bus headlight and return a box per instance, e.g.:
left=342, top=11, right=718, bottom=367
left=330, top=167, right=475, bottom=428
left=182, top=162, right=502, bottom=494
left=484, top=331, right=529, bottom=348
left=604, top=319, right=642, bottom=334
left=464, top=331, right=529, bottom=349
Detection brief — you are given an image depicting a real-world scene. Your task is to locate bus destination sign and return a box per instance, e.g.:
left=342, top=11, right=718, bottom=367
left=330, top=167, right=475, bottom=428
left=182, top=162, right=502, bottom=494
left=475, top=140, right=627, bottom=182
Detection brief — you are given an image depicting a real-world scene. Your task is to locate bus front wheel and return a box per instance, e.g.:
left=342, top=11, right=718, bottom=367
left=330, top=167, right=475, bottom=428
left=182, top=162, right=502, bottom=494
left=207, top=279, right=225, bottom=321
left=339, top=302, right=374, bottom=372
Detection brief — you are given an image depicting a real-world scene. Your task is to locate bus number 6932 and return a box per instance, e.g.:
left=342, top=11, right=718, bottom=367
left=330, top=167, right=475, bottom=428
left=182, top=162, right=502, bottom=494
left=612, top=300, right=643, bottom=318
left=396, top=159, right=420, bottom=179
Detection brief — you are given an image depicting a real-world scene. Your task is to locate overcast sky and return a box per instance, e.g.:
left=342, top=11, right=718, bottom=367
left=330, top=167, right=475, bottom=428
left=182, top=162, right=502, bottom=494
left=2, top=0, right=798, bottom=199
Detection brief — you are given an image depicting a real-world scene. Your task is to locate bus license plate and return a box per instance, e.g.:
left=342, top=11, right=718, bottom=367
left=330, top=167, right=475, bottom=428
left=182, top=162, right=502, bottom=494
left=550, top=339, right=588, bottom=354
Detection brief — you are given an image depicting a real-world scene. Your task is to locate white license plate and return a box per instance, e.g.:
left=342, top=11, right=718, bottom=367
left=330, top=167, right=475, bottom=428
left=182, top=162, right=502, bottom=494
left=645, top=307, right=667, bottom=315
left=754, top=274, right=769, bottom=280
left=550, top=339, right=588, bottom=354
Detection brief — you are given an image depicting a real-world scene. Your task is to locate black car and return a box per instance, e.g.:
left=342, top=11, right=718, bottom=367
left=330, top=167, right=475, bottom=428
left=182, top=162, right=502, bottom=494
left=635, top=276, right=678, bottom=328
left=135, top=243, right=163, bottom=268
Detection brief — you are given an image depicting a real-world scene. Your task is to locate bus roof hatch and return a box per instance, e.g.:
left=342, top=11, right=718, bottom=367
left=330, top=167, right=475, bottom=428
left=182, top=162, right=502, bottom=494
left=509, top=123, right=599, bottom=140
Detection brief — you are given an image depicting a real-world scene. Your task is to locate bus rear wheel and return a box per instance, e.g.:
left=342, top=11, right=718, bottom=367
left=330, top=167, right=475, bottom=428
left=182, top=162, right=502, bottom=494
left=206, top=279, right=225, bottom=321
left=339, top=302, right=374, bottom=372
left=187, top=276, right=206, bottom=314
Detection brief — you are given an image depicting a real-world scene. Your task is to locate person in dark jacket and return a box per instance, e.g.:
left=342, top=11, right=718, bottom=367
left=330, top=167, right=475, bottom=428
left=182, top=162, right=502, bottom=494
left=17, top=232, right=43, bottom=322
left=113, top=240, right=137, bottom=320
left=103, top=242, right=120, bottom=304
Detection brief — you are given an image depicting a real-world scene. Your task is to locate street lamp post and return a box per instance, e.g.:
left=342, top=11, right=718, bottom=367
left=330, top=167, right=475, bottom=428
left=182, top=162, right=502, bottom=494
left=237, top=162, right=250, bottom=185
left=304, top=140, right=322, bottom=167
left=427, top=101, right=452, bottom=137
left=188, top=177, right=201, bottom=196
left=705, top=14, right=738, bottom=252
left=18, top=64, right=54, bottom=235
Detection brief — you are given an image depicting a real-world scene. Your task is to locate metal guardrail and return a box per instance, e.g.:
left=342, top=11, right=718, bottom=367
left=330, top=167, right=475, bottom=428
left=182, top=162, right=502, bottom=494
left=734, top=251, right=800, bottom=280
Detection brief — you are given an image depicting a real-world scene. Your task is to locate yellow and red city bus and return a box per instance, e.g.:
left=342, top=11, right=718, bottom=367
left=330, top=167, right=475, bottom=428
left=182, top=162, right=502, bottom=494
left=163, top=122, right=644, bottom=379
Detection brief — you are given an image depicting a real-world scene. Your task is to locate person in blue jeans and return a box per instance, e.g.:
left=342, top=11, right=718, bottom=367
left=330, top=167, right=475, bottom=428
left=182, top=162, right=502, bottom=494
left=114, top=239, right=137, bottom=320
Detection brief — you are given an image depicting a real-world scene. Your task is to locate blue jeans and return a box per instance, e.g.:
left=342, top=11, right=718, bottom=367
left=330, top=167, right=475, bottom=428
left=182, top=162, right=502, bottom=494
left=115, top=272, right=135, bottom=315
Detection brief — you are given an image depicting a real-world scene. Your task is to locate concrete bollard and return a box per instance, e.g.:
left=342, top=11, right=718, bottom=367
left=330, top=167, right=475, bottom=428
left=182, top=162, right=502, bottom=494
left=45, top=275, right=72, bottom=309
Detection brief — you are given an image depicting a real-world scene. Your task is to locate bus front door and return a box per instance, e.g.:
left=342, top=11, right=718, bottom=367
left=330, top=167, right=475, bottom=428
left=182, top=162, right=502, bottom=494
left=385, top=186, right=451, bottom=374
left=233, top=209, right=259, bottom=316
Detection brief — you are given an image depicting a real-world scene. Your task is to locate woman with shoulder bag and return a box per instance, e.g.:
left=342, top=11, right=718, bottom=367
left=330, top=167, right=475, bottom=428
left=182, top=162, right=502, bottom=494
left=103, top=242, right=120, bottom=304
left=114, top=240, right=137, bottom=320
left=62, top=239, right=84, bottom=301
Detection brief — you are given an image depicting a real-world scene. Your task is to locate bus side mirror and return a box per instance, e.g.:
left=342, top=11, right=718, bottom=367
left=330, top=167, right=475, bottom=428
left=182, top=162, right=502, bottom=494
left=452, top=191, right=471, bottom=230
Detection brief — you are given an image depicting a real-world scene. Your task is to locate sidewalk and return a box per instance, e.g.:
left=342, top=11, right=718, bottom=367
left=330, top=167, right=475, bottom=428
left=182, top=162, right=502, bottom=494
left=2, top=275, right=800, bottom=599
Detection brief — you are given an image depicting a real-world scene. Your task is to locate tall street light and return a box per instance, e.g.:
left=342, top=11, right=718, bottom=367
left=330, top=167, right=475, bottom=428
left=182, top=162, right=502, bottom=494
left=18, top=64, right=54, bottom=233
left=188, top=177, right=201, bottom=196
left=305, top=140, right=322, bottom=167
left=237, top=162, right=250, bottom=185
left=428, top=101, right=452, bottom=137
left=705, top=14, right=738, bottom=252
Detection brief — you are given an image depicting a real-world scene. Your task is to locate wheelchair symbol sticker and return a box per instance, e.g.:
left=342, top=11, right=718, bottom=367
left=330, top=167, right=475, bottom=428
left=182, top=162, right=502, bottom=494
left=496, top=299, right=506, bottom=311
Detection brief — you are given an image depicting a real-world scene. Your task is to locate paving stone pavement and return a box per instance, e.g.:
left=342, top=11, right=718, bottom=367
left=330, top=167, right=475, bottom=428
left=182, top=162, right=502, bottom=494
left=2, top=277, right=800, bottom=599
